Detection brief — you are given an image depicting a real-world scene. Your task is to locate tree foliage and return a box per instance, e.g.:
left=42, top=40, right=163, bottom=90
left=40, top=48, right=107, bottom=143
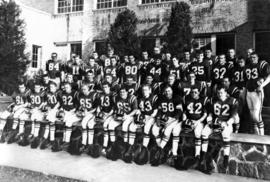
left=107, top=9, right=141, bottom=57
left=0, top=0, right=27, bottom=95
left=165, top=2, right=193, bottom=56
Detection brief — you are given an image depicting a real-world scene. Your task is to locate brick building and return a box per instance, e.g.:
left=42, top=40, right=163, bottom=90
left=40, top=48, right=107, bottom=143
left=15, top=0, right=270, bottom=70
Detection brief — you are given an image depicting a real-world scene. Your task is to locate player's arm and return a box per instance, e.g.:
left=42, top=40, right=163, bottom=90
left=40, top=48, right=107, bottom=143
left=259, top=62, right=270, bottom=89
left=126, top=97, right=138, bottom=117
left=226, top=99, right=239, bottom=126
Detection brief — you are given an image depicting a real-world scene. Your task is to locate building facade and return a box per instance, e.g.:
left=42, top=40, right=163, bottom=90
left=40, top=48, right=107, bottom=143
left=16, top=0, right=270, bottom=70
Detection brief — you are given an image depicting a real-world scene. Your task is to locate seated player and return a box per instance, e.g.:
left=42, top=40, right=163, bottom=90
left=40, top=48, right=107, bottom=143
left=77, top=84, right=98, bottom=154
left=58, top=82, right=81, bottom=151
left=106, top=87, right=137, bottom=160
left=181, top=87, right=208, bottom=169
left=27, top=82, right=47, bottom=148
left=0, top=82, right=30, bottom=143
left=245, top=52, right=270, bottom=135
left=200, top=85, right=238, bottom=174
left=159, top=74, right=180, bottom=97
left=151, top=86, right=183, bottom=166
left=122, top=76, right=138, bottom=96
left=95, top=82, right=114, bottom=153
left=40, top=81, right=60, bottom=149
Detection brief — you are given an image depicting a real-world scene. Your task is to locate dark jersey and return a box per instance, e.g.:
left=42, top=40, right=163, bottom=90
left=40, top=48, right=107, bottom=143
left=122, top=83, right=138, bottom=96
left=12, top=89, right=31, bottom=106
left=114, top=95, right=138, bottom=117
left=246, top=61, right=270, bottom=91
left=59, top=92, right=78, bottom=111
left=138, top=95, right=158, bottom=116
left=45, top=91, right=60, bottom=109
left=65, top=64, right=85, bottom=80
left=157, top=96, right=182, bottom=118
left=46, top=60, right=61, bottom=79
left=188, top=61, right=211, bottom=82
left=169, top=65, right=183, bottom=81
left=230, top=66, right=247, bottom=89
left=212, top=63, right=233, bottom=85
left=209, top=97, right=238, bottom=126
left=84, top=64, right=101, bottom=77
left=178, top=81, right=204, bottom=97
left=81, top=80, right=98, bottom=92
left=183, top=95, right=208, bottom=120
left=104, top=65, right=119, bottom=82
left=122, top=63, right=141, bottom=82
left=28, top=91, right=46, bottom=108
left=97, top=93, right=114, bottom=113
left=146, top=63, right=167, bottom=83
left=77, top=92, right=97, bottom=111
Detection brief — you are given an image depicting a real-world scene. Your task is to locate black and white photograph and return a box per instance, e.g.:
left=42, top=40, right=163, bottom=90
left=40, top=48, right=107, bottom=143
left=0, top=0, right=270, bottom=181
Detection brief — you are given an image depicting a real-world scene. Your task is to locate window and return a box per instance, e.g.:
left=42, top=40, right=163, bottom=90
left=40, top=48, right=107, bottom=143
left=32, top=45, right=41, bottom=68
left=216, top=34, right=235, bottom=55
left=141, top=0, right=174, bottom=4
left=141, top=37, right=156, bottom=55
left=58, top=0, right=84, bottom=14
left=194, top=36, right=211, bottom=50
left=96, top=0, right=127, bottom=9
left=255, top=32, right=270, bottom=60
left=95, top=41, right=107, bottom=55
left=71, top=43, right=82, bottom=58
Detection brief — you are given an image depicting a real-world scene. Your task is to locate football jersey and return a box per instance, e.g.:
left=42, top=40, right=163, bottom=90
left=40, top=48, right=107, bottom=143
left=157, top=96, right=182, bottom=118
left=81, top=80, right=97, bottom=92
left=146, top=63, right=167, bottom=83
left=178, top=81, right=204, bottom=97
left=104, top=65, right=119, bottom=82
left=97, top=93, right=114, bottom=113
left=46, top=60, right=61, bottom=79
left=208, top=97, right=238, bottom=125
left=122, top=63, right=141, bottom=82
left=77, top=92, right=97, bottom=111
left=84, top=63, right=102, bottom=77
left=59, top=92, right=78, bottom=111
left=114, top=95, right=138, bottom=117
left=230, top=66, right=247, bottom=89
left=45, top=91, right=60, bottom=109
left=28, top=91, right=46, bottom=108
left=169, top=65, right=183, bottom=81
left=246, top=61, right=270, bottom=91
left=138, top=95, right=158, bottom=116
left=65, top=63, right=85, bottom=80
left=188, top=61, right=210, bottom=82
left=122, top=82, right=138, bottom=96
left=12, top=89, right=31, bottom=106
left=212, top=62, right=233, bottom=85
left=183, top=95, right=208, bottom=120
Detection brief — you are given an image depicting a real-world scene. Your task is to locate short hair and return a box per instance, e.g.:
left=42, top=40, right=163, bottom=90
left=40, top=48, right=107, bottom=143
left=250, top=52, right=258, bottom=57
left=216, top=84, right=227, bottom=91
left=196, top=50, right=204, bottom=55
left=205, top=48, right=212, bottom=52
left=237, top=56, right=245, bottom=60
left=34, top=81, right=41, bottom=86
left=146, top=73, right=154, bottom=78
left=51, top=52, right=57, bottom=56
left=49, top=81, right=57, bottom=87
left=102, top=81, right=110, bottom=87
left=119, top=86, right=127, bottom=91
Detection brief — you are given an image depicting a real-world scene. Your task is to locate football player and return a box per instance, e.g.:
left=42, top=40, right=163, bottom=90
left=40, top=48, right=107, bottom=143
left=168, top=56, right=184, bottom=81
left=146, top=54, right=167, bottom=83
left=103, top=56, right=119, bottom=84
left=58, top=82, right=80, bottom=150
left=81, top=71, right=98, bottom=92
left=152, top=86, right=183, bottom=163
left=45, top=53, right=62, bottom=87
left=27, top=82, right=47, bottom=148
left=122, top=76, right=138, bottom=96
left=230, top=56, right=247, bottom=90
left=179, top=72, right=205, bottom=97
left=121, top=55, right=141, bottom=84
left=200, top=85, right=239, bottom=174
left=204, top=48, right=216, bottom=66
left=159, top=74, right=180, bottom=97
left=182, top=87, right=208, bottom=168
left=95, top=82, right=114, bottom=151
left=245, top=52, right=270, bottom=135
left=107, top=87, right=137, bottom=156
left=0, top=82, right=30, bottom=143
left=65, top=55, right=85, bottom=82
left=41, top=81, right=60, bottom=149
left=84, top=57, right=102, bottom=82
left=77, top=84, right=98, bottom=152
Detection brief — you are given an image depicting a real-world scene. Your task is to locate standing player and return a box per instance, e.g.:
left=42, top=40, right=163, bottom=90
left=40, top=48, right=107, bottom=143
left=200, top=86, right=238, bottom=174
left=230, top=56, right=247, bottom=90
left=122, top=76, right=139, bottom=96
left=84, top=57, right=102, bottom=82
left=245, top=53, right=270, bottom=135
left=103, top=56, right=120, bottom=84
left=181, top=87, right=208, bottom=169
left=0, top=82, right=30, bottom=143
left=151, top=86, right=183, bottom=165
left=146, top=54, right=167, bottom=84
left=45, top=53, right=62, bottom=87
left=121, top=55, right=141, bottom=84
left=168, top=56, right=184, bottom=81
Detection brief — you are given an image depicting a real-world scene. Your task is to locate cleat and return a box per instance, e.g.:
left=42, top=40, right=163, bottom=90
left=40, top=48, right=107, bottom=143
left=199, top=160, right=212, bottom=175
left=31, top=137, right=41, bottom=149
left=61, top=142, right=70, bottom=152
left=51, top=139, right=62, bottom=152
left=18, top=135, right=30, bottom=146
left=27, top=134, right=34, bottom=144
left=167, top=154, right=177, bottom=167
left=40, top=138, right=51, bottom=150
left=123, top=144, right=134, bottom=163
left=194, top=156, right=201, bottom=170
left=6, top=130, right=18, bottom=144
left=79, top=145, right=87, bottom=154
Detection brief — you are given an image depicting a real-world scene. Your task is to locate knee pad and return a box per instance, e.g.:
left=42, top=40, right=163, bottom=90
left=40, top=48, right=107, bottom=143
left=129, top=123, right=137, bottom=132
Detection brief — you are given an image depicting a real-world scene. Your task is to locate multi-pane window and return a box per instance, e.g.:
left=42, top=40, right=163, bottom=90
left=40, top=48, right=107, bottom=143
left=71, top=43, right=82, bottom=58
left=141, top=0, right=174, bottom=4
left=96, top=0, right=127, bottom=9
left=32, top=45, right=40, bottom=68
left=194, top=37, right=211, bottom=50
left=58, top=0, right=84, bottom=14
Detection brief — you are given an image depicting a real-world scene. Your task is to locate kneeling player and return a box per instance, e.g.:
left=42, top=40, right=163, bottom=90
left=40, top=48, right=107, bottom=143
left=200, top=85, right=238, bottom=174
left=0, top=82, right=30, bottom=143
left=181, top=87, right=208, bottom=169
left=151, top=86, right=183, bottom=166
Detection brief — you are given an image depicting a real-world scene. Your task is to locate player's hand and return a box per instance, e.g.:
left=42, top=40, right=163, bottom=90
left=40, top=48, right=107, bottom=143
left=221, top=122, right=228, bottom=129
left=206, top=115, right=212, bottom=125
